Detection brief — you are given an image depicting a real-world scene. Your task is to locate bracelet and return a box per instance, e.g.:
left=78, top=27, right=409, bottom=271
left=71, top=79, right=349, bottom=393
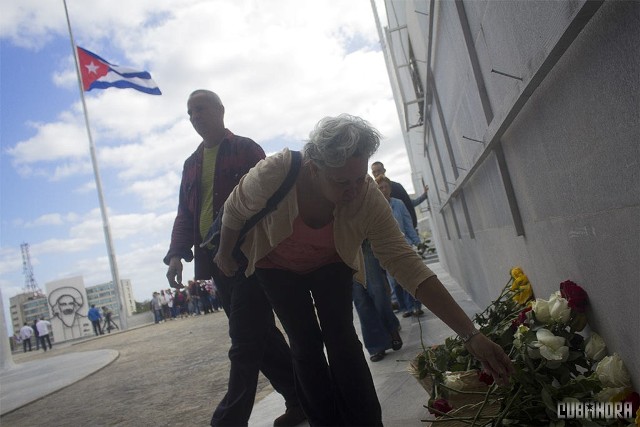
left=461, top=328, right=481, bottom=344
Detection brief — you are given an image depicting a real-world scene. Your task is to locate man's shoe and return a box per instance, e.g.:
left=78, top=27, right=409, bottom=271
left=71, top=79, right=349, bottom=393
left=391, top=331, right=403, bottom=351
left=414, top=309, right=424, bottom=316
left=370, top=351, right=386, bottom=362
left=402, top=311, right=413, bottom=318
left=273, top=405, right=306, bottom=427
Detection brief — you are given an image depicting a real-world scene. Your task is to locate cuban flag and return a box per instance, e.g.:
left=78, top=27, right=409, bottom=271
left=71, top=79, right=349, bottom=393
left=77, top=46, right=161, bottom=95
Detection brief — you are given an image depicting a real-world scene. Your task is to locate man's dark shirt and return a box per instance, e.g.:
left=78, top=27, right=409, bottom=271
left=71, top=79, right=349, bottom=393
left=164, top=129, right=265, bottom=279
left=390, top=181, right=417, bottom=229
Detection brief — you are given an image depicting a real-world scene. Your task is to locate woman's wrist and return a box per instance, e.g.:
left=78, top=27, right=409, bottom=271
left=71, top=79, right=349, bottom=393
left=460, top=328, right=481, bottom=344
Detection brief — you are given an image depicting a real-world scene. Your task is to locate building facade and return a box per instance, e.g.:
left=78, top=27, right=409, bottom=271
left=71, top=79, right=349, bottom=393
left=375, top=0, right=638, bottom=383
left=86, top=278, right=136, bottom=318
left=9, top=293, right=49, bottom=337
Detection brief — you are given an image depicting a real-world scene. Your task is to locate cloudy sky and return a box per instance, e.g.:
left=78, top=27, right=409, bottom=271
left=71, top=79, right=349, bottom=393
left=0, top=0, right=414, bottom=320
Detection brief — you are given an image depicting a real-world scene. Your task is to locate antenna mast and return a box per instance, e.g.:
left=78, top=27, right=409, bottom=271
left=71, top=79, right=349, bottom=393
left=21, top=243, right=43, bottom=297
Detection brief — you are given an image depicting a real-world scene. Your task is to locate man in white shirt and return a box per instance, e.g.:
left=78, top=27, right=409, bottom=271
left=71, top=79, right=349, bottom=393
left=36, top=318, right=53, bottom=351
left=19, top=322, right=34, bottom=352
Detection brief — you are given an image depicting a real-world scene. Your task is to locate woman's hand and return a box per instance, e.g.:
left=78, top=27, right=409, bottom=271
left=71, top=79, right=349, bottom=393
left=214, top=252, right=239, bottom=277
left=464, top=333, right=514, bottom=386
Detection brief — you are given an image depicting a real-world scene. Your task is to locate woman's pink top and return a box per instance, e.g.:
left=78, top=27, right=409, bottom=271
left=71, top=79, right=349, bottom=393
left=256, top=216, right=342, bottom=274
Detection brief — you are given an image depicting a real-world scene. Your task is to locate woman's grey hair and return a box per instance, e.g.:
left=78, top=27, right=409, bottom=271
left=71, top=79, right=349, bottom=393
left=304, top=114, right=381, bottom=169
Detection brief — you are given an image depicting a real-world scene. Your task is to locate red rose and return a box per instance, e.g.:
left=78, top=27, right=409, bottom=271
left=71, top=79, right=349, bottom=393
left=430, top=398, right=453, bottom=415
left=622, top=391, right=639, bottom=417
left=560, top=280, right=589, bottom=313
left=478, top=370, right=495, bottom=385
left=511, top=306, right=533, bottom=330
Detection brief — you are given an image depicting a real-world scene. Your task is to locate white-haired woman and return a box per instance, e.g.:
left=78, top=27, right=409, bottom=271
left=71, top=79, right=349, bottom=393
left=214, top=114, right=513, bottom=426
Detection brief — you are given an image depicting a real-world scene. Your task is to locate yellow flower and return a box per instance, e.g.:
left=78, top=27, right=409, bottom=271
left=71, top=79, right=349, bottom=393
left=510, top=267, right=525, bottom=280
left=512, top=282, right=533, bottom=305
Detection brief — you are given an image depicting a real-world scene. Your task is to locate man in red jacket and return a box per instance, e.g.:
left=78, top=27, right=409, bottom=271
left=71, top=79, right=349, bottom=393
left=164, top=90, right=304, bottom=426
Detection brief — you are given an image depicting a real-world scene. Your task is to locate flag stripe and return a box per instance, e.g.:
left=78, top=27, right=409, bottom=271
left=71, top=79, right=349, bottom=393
left=88, top=80, right=162, bottom=95
left=109, top=64, right=154, bottom=80
left=88, top=71, right=162, bottom=95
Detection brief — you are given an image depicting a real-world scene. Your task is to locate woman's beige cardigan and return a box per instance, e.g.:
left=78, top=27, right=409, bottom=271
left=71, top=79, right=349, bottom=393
left=222, top=148, right=435, bottom=296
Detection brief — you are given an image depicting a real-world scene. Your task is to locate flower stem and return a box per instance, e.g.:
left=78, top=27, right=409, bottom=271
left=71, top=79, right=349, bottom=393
left=493, top=384, right=521, bottom=426
left=471, top=384, right=497, bottom=425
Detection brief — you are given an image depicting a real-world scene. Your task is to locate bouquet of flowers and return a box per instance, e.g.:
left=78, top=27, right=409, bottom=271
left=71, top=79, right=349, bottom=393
left=411, top=267, right=639, bottom=426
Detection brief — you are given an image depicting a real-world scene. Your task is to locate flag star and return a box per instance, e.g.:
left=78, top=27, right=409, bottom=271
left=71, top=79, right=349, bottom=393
left=85, top=61, right=100, bottom=74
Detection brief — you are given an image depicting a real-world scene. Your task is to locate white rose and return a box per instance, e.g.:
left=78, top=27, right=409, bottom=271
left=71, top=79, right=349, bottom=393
left=532, top=328, right=569, bottom=366
left=547, top=292, right=571, bottom=324
left=595, top=353, right=631, bottom=388
left=585, top=333, right=607, bottom=362
left=532, top=298, right=551, bottom=324
left=595, top=386, right=627, bottom=402
left=532, top=293, right=571, bottom=325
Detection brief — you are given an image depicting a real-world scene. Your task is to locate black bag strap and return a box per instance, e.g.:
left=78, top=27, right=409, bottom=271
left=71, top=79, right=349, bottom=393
left=200, top=150, right=302, bottom=249
left=237, top=150, right=302, bottom=236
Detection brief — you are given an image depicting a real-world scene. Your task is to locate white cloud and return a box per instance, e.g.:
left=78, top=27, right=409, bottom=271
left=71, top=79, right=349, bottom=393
left=24, top=213, right=64, bottom=228
left=7, top=119, right=88, bottom=165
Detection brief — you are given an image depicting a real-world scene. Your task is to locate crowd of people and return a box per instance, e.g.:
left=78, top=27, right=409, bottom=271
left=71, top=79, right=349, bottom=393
left=150, top=279, right=221, bottom=323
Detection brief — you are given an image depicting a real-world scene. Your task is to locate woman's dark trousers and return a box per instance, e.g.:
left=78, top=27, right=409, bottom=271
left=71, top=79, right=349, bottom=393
left=256, top=263, right=382, bottom=426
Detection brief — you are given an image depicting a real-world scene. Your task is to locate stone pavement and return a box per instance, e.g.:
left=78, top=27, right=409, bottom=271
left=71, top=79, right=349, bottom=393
left=0, top=261, right=481, bottom=425
left=0, top=349, right=119, bottom=414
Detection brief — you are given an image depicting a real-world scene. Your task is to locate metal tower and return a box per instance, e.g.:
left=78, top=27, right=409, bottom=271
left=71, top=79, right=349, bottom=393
left=21, top=243, right=43, bottom=296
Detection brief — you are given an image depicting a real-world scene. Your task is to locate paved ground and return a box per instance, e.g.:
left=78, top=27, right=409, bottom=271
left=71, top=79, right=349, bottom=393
left=0, top=262, right=480, bottom=427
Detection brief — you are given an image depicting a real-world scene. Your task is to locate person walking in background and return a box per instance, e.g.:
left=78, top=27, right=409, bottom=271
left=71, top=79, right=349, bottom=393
left=19, top=322, right=34, bottom=352
left=164, top=89, right=303, bottom=426
left=102, top=306, right=117, bottom=333
left=370, top=162, right=429, bottom=310
left=376, top=174, right=426, bottom=318
left=188, top=280, right=201, bottom=315
left=370, top=161, right=429, bottom=229
left=165, top=289, right=176, bottom=319
left=214, top=114, right=513, bottom=426
left=32, top=318, right=40, bottom=350
left=199, top=280, right=213, bottom=314
left=206, top=280, right=221, bottom=312
left=150, top=292, right=164, bottom=324
left=36, top=318, right=53, bottom=351
left=160, top=289, right=172, bottom=320
left=87, top=304, right=103, bottom=336
left=174, top=289, right=188, bottom=318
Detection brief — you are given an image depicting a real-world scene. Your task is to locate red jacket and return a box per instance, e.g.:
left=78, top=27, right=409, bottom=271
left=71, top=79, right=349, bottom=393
left=163, top=129, right=265, bottom=279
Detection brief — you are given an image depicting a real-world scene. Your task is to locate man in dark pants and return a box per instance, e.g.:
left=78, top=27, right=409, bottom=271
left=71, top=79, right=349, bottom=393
left=164, top=90, right=304, bottom=427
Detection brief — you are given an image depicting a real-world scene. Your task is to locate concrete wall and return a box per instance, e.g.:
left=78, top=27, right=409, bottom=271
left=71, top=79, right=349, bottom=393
left=380, top=0, right=639, bottom=383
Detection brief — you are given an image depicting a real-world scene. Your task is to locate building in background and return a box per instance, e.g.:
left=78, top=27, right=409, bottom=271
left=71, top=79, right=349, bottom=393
left=374, top=0, right=638, bottom=382
left=86, top=279, right=136, bottom=318
left=9, top=293, right=49, bottom=336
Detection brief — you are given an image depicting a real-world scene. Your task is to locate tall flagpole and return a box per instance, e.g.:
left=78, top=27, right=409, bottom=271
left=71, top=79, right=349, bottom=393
left=63, top=0, right=128, bottom=330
